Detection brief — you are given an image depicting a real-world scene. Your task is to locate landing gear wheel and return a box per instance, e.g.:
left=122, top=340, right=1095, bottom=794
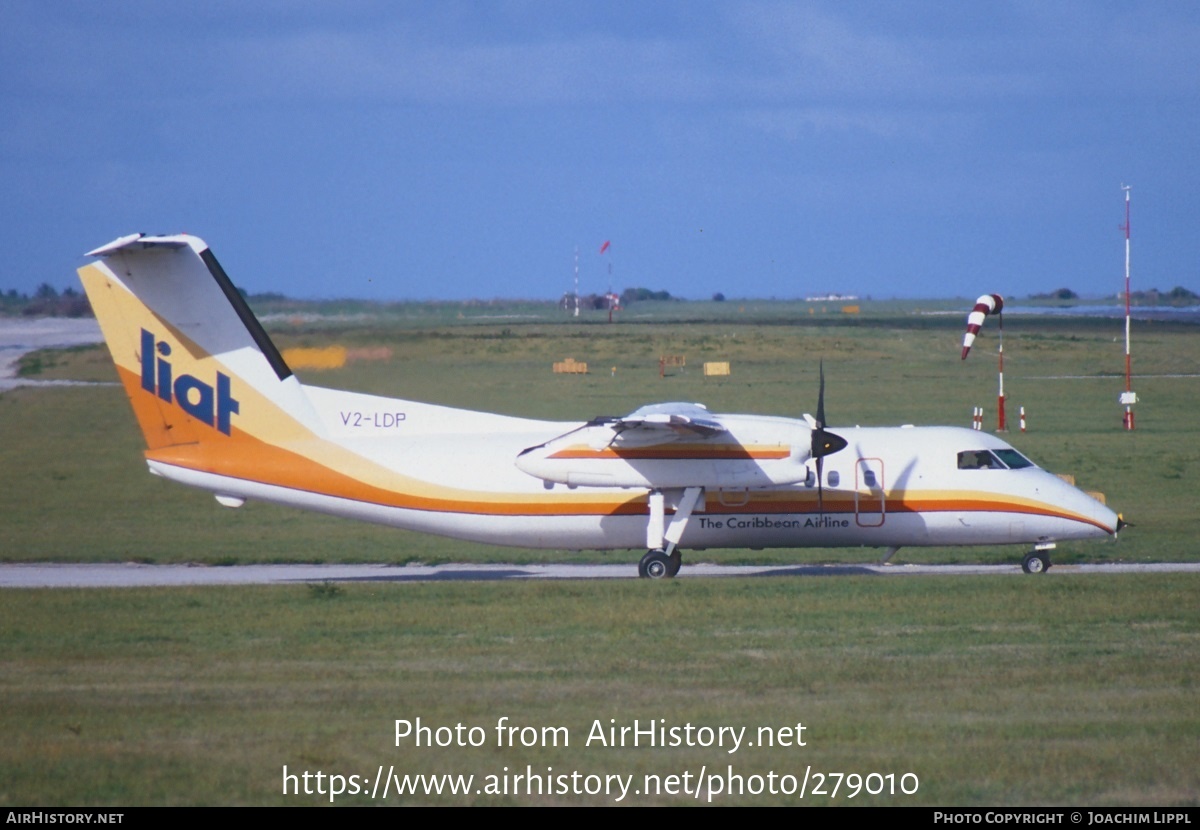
left=639, top=549, right=672, bottom=579
left=1021, top=551, right=1051, bottom=574
left=666, top=550, right=682, bottom=577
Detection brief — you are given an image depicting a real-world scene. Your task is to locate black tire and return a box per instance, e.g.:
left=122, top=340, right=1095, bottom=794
left=639, top=549, right=672, bottom=579
left=1021, top=552, right=1050, bottom=574
left=666, top=549, right=682, bottom=577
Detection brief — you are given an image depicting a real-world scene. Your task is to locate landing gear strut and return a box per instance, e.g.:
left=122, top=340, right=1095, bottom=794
left=639, top=548, right=682, bottom=579
left=640, top=486, right=701, bottom=579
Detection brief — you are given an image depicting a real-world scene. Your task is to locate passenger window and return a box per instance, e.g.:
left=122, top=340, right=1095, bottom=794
left=863, top=470, right=877, bottom=488
left=828, top=470, right=840, bottom=487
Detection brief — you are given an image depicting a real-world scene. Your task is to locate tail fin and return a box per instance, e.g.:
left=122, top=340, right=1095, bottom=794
left=78, top=234, right=318, bottom=450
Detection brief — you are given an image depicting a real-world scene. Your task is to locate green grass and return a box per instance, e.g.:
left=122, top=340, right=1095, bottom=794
left=1, top=576, right=1196, bottom=806
left=2, top=308, right=1198, bottom=806
left=1, top=312, right=1196, bottom=565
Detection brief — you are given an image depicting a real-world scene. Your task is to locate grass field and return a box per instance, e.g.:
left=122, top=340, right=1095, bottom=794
left=2, top=576, right=1197, bottom=806
left=1, top=304, right=1198, bottom=806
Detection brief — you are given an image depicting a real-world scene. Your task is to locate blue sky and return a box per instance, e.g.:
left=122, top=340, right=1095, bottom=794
left=3, top=1, right=1198, bottom=301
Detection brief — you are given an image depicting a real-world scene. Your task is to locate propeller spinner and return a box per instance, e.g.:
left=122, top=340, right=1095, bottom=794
left=810, top=362, right=848, bottom=513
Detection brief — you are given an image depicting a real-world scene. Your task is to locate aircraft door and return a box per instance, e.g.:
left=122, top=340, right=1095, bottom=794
left=855, top=457, right=885, bottom=527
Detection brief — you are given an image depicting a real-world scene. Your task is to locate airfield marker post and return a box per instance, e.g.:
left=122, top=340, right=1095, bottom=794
left=1120, top=185, right=1136, bottom=430
left=996, top=311, right=1006, bottom=431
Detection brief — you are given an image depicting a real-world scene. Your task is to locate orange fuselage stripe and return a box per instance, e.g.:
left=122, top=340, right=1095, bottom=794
left=548, top=444, right=790, bottom=460
left=116, top=369, right=1104, bottom=529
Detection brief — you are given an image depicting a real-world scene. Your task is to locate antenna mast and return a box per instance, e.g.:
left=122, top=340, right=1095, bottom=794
left=1120, top=185, right=1136, bottom=430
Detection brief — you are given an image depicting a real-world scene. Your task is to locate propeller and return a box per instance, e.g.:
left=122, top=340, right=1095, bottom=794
left=810, top=362, right=848, bottom=514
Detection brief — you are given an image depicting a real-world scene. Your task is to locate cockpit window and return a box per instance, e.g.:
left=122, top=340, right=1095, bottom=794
left=992, top=448, right=1034, bottom=469
left=958, top=450, right=1002, bottom=470
left=957, top=449, right=1036, bottom=470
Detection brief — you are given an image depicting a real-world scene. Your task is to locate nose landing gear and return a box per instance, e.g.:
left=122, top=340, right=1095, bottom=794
left=1021, top=543, right=1054, bottom=574
left=1021, top=552, right=1050, bottom=574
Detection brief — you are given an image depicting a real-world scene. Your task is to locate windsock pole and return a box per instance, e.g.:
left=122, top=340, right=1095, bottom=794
left=997, top=310, right=1006, bottom=431
left=1120, top=186, right=1136, bottom=430
left=961, top=293, right=1005, bottom=431
left=600, top=240, right=614, bottom=323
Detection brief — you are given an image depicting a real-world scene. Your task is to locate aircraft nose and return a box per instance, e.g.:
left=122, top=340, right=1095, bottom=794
left=1094, top=500, right=1124, bottom=536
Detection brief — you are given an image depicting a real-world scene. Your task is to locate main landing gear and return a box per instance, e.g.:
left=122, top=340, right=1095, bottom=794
left=639, top=548, right=682, bottom=579
left=639, top=486, right=702, bottom=579
left=1021, top=542, right=1055, bottom=574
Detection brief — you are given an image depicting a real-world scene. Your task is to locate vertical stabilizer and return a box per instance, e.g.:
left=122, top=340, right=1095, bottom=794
left=78, top=234, right=319, bottom=451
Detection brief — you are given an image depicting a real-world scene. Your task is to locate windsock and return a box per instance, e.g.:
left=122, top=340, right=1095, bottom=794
left=961, top=294, right=1004, bottom=360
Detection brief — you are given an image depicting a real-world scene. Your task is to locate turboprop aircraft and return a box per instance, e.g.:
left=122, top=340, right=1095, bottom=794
left=77, top=233, right=1125, bottom=577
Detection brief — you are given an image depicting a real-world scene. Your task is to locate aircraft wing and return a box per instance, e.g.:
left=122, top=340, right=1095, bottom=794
left=597, top=402, right=727, bottom=448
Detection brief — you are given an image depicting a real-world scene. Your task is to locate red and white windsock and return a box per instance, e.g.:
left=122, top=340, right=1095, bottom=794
left=961, top=294, right=1004, bottom=360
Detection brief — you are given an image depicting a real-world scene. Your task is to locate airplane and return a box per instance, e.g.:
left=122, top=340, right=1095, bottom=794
left=76, top=233, right=1125, bottom=578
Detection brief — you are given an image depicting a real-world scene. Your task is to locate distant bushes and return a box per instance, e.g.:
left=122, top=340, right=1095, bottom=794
left=1125, top=286, right=1199, bottom=306
left=1029, top=288, right=1079, bottom=300
left=621, top=287, right=675, bottom=303
left=1, top=284, right=92, bottom=317
left=1026, top=285, right=1200, bottom=306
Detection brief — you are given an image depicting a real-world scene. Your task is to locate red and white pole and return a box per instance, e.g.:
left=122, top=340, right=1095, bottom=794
left=1020, top=406, right=1026, bottom=432
left=997, top=310, right=1006, bottom=431
left=1120, top=185, right=1136, bottom=430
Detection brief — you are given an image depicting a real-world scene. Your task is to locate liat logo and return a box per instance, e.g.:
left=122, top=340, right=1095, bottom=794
left=140, top=329, right=239, bottom=435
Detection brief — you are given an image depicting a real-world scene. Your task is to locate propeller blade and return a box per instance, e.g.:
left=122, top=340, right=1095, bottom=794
left=809, top=360, right=848, bottom=516
left=811, top=431, right=848, bottom=515
left=816, top=455, right=825, bottom=515
left=810, top=362, right=848, bottom=460
left=816, top=362, right=827, bottom=428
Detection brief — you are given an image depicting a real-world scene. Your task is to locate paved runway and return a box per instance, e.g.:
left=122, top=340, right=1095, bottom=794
left=1, top=561, right=1196, bottom=587
left=0, top=317, right=106, bottom=390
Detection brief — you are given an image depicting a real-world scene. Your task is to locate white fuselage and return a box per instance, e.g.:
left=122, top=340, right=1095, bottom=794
left=150, top=388, right=1119, bottom=553
left=78, top=233, right=1121, bottom=566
